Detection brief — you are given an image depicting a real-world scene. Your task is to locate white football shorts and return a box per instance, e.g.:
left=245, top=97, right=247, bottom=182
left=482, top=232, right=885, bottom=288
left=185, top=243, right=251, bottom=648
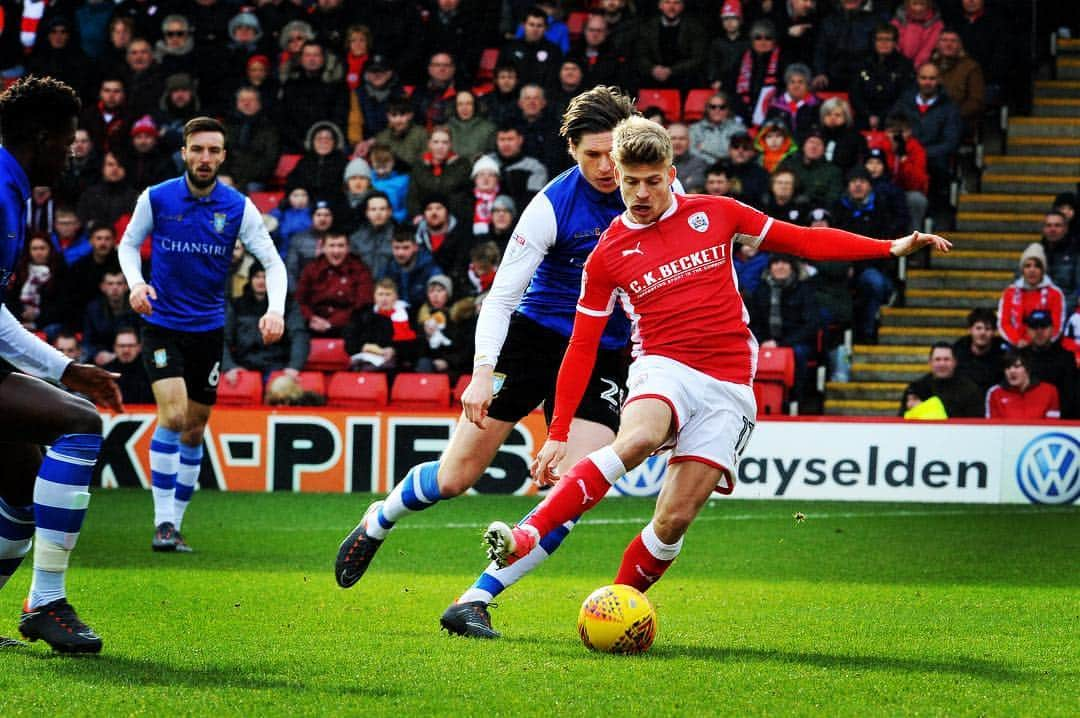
left=623, top=354, right=756, bottom=492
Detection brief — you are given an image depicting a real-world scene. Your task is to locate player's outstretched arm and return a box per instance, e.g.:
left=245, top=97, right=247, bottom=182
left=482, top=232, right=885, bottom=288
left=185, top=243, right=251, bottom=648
left=889, top=231, right=952, bottom=257
left=61, top=363, right=123, bottom=413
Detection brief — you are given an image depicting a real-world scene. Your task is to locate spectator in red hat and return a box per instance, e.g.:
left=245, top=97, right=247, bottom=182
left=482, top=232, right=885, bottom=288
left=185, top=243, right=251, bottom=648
left=123, top=115, right=173, bottom=192
left=707, top=1, right=748, bottom=94
left=242, top=54, right=279, bottom=115
left=998, top=244, right=1067, bottom=348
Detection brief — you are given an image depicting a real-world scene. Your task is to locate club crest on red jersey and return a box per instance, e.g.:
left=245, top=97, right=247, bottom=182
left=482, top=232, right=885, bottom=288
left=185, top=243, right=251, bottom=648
left=688, top=211, right=709, bottom=233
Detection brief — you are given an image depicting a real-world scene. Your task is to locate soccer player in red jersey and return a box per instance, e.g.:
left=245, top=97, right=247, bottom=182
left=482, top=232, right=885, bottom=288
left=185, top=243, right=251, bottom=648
left=484, top=116, right=952, bottom=593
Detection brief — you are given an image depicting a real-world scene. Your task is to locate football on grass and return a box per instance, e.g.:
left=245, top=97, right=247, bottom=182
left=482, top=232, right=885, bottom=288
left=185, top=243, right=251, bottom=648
left=577, top=584, right=657, bottom=654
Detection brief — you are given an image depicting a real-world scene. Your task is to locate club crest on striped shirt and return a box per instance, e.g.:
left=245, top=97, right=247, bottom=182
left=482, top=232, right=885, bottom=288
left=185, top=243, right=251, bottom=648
left=688, top=212, right=709, bottom=233
left=213, top=212, right=227, bottom=233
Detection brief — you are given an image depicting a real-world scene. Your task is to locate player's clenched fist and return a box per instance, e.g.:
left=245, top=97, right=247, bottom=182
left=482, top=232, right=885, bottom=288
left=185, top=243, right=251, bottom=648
left=129, top=282, right=157, bottom=315
left=259, top=310, right=285, bottom=344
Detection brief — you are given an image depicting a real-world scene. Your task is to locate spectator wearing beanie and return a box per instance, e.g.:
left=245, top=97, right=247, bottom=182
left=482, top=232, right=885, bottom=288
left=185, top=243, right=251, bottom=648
left=470, top=155, right=502, bottom=237
left=487, top=195, right=517, bottom=255
left=287, top=121, right=350, bottom=205
left=154, top=73, right=201, bottom=153
left=342, top=157, right=374, bottom=232
left=241, top=54, right=279, bottom=116
left=26, top=15, right=93, bottom=102
left=374, top=100, right=429, bottom=171
left=222, top=86, right=280, bottom=193
left=124, top=115, right=173, bottom=192
left=414, top=274, right=471, bottom=375
left=352, top=54, right=406, bottom=149
left=998, top=243, right=1067, bottom=348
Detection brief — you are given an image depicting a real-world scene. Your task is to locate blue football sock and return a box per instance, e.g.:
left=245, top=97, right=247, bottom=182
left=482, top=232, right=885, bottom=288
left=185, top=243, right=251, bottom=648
left=174, top=443, right=202, bottom=532
left=366, top=461, right=442, bottom=539
left=150, top=426, right=181, bottom=527
left=0, top=498, right=34, bottom=592
left=458, top=518, right=578, bottom=605
left=30, top=433, right=101, bottom=608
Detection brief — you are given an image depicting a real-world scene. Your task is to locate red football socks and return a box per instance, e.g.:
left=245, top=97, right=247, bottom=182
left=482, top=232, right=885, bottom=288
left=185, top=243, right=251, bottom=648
left=614, top=534, right=676, bottom=593
left=521, top=457, right=612, bottom=537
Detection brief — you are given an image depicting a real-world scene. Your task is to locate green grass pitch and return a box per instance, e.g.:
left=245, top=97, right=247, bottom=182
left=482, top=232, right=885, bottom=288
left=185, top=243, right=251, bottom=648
left=0, top=490, right=1076, bottom=717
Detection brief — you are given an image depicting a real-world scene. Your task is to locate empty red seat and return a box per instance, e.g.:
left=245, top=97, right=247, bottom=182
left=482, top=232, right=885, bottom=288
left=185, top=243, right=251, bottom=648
left=305, top=338, right=350, bottom=372
left=272, top=154, right=302, bottom=187
left=248, top=190, right=283, bottom=214
left=327, top=371, right=388, bottom=409
left=266, top=370, right=326, bottom=398
left=217, top=369, right=263, bottom=406
left=452, top=374, right=472, bottom=404
left=390, top=373, right=451, bottom=410
left=682, top=88, right=715, bottom=123
left=757, top=346, right=795, bottom=387
left=753, top=382, right=787, bottom=416
left=754, top=347, right=795, bottom=416
left=477, top=48, right=499, bottom=81
left=636, top=89, right=681, bottom=122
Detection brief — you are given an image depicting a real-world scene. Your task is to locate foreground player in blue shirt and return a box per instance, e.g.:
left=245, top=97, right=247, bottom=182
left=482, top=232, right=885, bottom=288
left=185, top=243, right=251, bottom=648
left=0, top=76, right=122, bottom=653
left=119, top=117, right=287, bottom=553
left=335, top=87, right=675, bottom=638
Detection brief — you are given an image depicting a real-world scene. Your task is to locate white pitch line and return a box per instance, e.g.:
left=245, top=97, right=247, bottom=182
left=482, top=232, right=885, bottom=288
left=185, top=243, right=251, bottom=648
left=295, top=505, right=1075, bottom=533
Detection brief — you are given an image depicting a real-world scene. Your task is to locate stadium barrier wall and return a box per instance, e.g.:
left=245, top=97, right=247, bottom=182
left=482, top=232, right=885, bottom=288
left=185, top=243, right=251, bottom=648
left=97, top=408, right=1079, bottom=506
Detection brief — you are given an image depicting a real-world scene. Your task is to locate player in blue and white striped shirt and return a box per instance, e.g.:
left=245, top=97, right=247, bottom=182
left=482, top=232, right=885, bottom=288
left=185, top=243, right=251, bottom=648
left=119, top=117, right=287, bottom=554
left=0, top=76, right=123, bottom=653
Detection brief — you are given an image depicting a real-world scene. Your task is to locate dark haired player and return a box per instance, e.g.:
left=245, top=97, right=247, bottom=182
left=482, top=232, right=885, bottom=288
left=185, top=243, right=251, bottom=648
left=334, top=86, right=683, bottom=638
left=0, top=76, right=123, bottom=653
left=119, top=117, right=286, bottom=553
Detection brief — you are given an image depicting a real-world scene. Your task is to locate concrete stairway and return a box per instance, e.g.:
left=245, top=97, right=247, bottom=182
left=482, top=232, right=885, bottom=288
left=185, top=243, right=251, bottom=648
left=824, top=43, right=1080, bottom=416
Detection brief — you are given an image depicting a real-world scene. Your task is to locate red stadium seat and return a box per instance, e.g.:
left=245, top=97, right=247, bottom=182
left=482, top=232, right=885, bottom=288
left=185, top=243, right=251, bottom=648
left=390, top=373, right=451, bottom=410
left=304, top=338, right=350, bottom=372
left=754, top=347, right=795, bottom=416
left=217, top=369, right=263, bottom=406
left=636, top=89, right=681, bottom=122
left=682, top=88, right=714, bottom=123
left=272, top=154, right=302, bottom=188
left=753, top=382, right=787, bottom=416
left=266, top=370, right=326, bottom=398
left=477, top=48, right=499, bottom=81
left=452, top=374, right=471, bottom=404
left=327, top=371, right=388, bottom=409
left=248, top=190, right=283, bottom=214
left=566, top=11, right=588, bottom=40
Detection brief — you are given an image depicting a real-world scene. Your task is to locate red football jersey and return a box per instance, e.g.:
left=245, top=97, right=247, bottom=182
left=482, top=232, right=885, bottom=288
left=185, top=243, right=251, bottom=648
left=548, top=194, right=895, bottom=441
left=578, top=194, right=767, bottom=385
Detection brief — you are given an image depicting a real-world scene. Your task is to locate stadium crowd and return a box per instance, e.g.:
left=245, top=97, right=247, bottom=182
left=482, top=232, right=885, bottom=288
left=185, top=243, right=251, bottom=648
left=1, top=0, right=1077, bottom=418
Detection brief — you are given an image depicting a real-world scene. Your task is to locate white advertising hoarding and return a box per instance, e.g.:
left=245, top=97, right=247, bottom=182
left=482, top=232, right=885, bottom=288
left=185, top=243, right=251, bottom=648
left=613, top=421, right=1079, bottom=505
